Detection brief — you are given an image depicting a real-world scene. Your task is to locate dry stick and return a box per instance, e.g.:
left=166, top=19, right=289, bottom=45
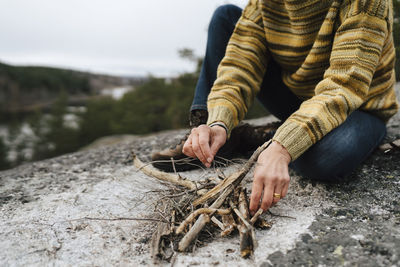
left=237, top=188, right=256, bottom=258
left=178, top=140, right=272, bottom=252
left=193, top=140, right=272, bottom=207
left=229, top=200, right=252, bottom=229
left=151, top=222, right=172, bottom=262
left=132, top=152, right=207, bottom=195
left=70, top=216, right=166, bottom=223
left=160, top=183, right=211, bottom=199
left=221, top=214, right=236, bottom=237
left=171, top=210, right=176, bottom=232
left=211, top=216, right=225, bottom=231
left=250, top=209, right=264, bottom=225
left=175, top=208, right=231, bottom=234
left=171, top=157, right=178, bottom=175
left=380, top=138, right=400, bottom=152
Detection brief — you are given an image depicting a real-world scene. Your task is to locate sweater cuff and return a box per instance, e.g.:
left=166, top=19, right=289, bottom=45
left=206, top=105, right=237, bottom=138
left=272, top=120, right=313, bottom=161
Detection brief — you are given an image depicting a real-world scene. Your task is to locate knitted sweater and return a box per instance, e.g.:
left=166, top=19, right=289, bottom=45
left=206, top=0, right=399, bottom=160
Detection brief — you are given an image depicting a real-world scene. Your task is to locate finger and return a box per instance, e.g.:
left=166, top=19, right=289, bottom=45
left=249, top=176, right=263, bottom=215
left=272, top=183, right=283, bottom=205
left=210, top=128, right=226, bottom=159
left=260, top=183, right=274, bottom=212
left=182, top=135, right=195, bottom=158
left=198, top=127, right=212, bottom=167
left=191, top=130, right=207, bottom=165
left=282, top=181, right=289, bottom=198
left=279, top=166, right=290, bottom=198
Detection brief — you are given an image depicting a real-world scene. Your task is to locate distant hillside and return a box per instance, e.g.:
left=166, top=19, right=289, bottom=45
left=0, top=62, right=146, bottom=116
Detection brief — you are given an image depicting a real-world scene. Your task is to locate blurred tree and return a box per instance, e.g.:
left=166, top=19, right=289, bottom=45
left=0, top=63, right=91, bottom=95
left=28, top=109, right=48, bottom=161
left=0, top=137, right=10, bottom=170
left=78, top=97, right=116, bottom=145
left=6, top=121, right=23, bottom=166
left=112, top=78, right=173, bottom=134
left=178, top=48, right=197, bottom=63
left=31, top=92, right=80, bottom=160
left=45, top=92, right=80, bottom=158
left=165, top=73, right=197, bottom=128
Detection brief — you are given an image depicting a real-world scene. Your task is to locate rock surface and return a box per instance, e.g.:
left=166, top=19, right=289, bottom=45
left=1, top=86, right=399, bottom=266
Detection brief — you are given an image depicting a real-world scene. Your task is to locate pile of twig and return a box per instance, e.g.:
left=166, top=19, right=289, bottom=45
left=133, top=140, right=272, bottom=263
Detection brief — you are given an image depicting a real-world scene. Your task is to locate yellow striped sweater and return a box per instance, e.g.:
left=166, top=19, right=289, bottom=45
left=206, top=0, right=399, bottom=160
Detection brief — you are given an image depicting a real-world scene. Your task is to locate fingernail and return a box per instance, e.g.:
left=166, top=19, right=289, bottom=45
left=207, top=157, right=212, bottom=163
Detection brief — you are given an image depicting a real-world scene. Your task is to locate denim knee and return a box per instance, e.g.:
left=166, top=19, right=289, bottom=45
left=210, top=4, right=242, bottom=28
left=290, top=111, right=387, bottom=182
left=291, top=156, right=346, bottom=182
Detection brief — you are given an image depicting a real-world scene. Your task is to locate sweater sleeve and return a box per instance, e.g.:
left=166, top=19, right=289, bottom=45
left=206, top=0, right=270, bottom=134
left=273, top=11, right=389, bottom=160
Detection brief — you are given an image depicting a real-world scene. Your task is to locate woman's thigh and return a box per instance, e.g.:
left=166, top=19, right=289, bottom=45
left=256, top=60, right=302, bottom=120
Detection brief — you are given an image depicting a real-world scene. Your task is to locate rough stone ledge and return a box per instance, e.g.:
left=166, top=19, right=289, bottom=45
left=0, top=85, right=399, bottom=266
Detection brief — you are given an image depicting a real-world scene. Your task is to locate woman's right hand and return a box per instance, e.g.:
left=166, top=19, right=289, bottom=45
left=182, top=124, right=227, bottom=168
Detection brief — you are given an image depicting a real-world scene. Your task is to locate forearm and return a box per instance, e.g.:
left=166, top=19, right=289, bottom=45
left=273, top=12, right=389, bottom=160
left=207, top=0, right=270, bottom=136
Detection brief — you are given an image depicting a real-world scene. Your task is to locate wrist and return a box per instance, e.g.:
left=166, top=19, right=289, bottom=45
left=269, top=141, right=291, bottom=164
left=209, top=121, right=228, bottom=136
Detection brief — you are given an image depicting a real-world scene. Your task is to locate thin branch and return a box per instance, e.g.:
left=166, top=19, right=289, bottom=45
left=176, top=208, right=231, bottom=234
left=132, top=152, right=206, bottom=195
left=229, top=201, right=252, bottom=230
left=250, top=209, right=264, bottom=225
left=221, top=214, right=236, bottom=237
left=211, top=216, right=225, bottom=231
left=171, top=157, right=178, bottom=175
left=70, top=216, right=167, bottom=223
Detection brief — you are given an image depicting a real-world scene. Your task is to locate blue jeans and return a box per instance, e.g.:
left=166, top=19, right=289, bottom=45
left=191, top=5, right=386, bottom=181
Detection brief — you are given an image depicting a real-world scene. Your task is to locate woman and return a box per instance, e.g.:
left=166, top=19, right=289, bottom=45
left=155, top=0, right=398, bottom=214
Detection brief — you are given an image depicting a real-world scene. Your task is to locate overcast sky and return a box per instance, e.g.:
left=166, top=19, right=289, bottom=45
left=0, top=0, right=246, bottom=77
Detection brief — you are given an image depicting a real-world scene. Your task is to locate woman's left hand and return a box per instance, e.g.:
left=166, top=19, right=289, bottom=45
left=249, top=141, right=291, bottom=215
